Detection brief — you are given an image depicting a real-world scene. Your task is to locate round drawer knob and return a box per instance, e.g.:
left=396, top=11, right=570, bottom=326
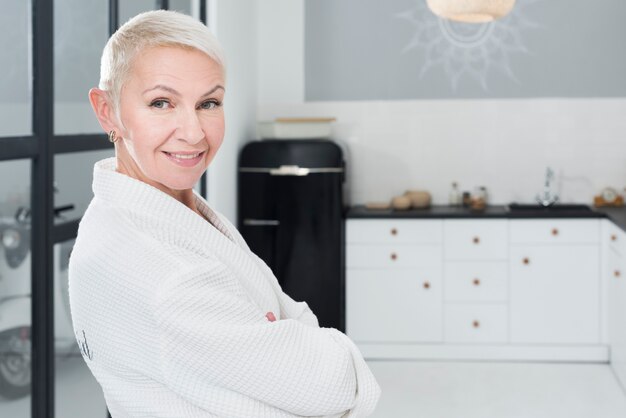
left=615, top=270, right=621, bottom=278
left=390, top=228, right=398, bottom=236
left=523, top=257, right=530, bottom=265
left=551, top=228, right=559, bottom=236
left=390, top=253, right=398, bottom=261
left=473, top=278, right=481, bottom=286
left=423, top=281, right=431, bottom=289
left=611, top=234, right=618, bottom=242
left=472, top=320, right=480, bottom=328
left=472, top=236, right=480, bottom=244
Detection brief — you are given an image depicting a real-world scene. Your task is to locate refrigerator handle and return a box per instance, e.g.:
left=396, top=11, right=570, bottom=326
left=243, top=219, right=280, bottom=226
left=270, top=165, right=310, bottom=176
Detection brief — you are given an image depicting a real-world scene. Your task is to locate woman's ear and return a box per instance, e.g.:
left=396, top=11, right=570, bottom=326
left=88, top=88, right=119, bottom=133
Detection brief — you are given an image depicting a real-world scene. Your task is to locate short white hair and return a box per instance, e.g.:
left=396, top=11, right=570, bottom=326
left=98, top=10, right=226, bottom=112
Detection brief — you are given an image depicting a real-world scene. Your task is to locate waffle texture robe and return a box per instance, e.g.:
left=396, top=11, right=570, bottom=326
left=68, top=158, right=380, bottom=418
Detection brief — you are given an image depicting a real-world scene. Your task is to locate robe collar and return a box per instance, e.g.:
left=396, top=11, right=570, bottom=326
left=93, top=157, right=238, bottom=247
left=91, top=158, right=277, bottom=313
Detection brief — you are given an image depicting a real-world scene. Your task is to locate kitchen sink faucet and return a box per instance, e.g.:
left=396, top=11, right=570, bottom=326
left=536, top=166, right=559, bottom=207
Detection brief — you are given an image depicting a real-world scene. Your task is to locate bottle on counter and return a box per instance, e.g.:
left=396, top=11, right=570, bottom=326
left=449, top=182, right=461, bottom=206
left=462, top=192, right=471, bottom=208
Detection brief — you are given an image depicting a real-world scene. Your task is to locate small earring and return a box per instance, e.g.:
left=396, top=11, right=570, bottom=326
left=108, top=130, right=118, bottom=143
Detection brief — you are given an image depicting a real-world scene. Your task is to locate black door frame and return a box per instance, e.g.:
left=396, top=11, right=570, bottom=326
left=0, top=1, right=209, bottom=417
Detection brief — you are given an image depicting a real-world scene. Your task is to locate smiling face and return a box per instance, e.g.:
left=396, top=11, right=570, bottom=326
left=113, top=46, right=225, bottom=199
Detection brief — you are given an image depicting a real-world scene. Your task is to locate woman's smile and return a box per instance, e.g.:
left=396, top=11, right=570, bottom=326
left=162, top=150, right=206, bottom=167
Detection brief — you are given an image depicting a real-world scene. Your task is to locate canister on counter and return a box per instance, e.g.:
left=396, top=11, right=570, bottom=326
left=462, top=191, right=471, bottom=207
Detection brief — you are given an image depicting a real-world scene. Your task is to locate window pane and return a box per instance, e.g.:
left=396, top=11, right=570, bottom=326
left=54, top=238, right=106, bottom=418
left=54, top=0, right=108, bottom=135
left=0, top=1, right=32, bottom=136
left=0, top=159, right=31, bottom=417
left=54, top=149, right=114, bottom=224
left=119, top=0, right=156, bottom=25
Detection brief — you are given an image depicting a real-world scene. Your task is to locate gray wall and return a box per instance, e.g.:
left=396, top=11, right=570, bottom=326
left=305, top=0, right=626, bottom=100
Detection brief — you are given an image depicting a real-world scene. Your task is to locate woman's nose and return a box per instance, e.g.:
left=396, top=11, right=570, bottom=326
left=176, top=108, right=205, bottom=144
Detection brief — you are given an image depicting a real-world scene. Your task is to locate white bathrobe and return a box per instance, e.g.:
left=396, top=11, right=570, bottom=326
left=68, top=158, right=380, bottom=418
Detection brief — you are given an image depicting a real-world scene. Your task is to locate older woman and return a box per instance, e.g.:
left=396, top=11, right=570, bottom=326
left=68, top=10, right=380, bottom=418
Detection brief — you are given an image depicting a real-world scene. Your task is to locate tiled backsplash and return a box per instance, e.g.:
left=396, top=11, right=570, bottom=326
left=258, top=99, right=626, bottom=206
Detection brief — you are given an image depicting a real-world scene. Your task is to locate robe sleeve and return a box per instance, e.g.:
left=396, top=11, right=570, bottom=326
left=277, top=290, right=320, bottom=328
left=216, top=212, right=320, bottom=328
left=248, top=252, right=321, bottom=328
left=154, top=263, right=380, bottom=417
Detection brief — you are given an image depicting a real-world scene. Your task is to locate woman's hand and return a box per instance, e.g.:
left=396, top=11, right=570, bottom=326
left=265, top=311, right=276, bottom=322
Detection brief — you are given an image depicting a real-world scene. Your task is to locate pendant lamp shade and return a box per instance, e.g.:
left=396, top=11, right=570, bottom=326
left=426, top=0, right=516, bottom=23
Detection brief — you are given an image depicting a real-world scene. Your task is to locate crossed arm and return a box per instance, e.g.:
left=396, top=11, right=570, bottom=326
left=154, top=263, right=380, bottom=417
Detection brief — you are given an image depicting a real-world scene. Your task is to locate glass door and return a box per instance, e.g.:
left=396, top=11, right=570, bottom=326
left=0, top=1, right=209, bottom=418
left=0, top=1, right=33, bottom=416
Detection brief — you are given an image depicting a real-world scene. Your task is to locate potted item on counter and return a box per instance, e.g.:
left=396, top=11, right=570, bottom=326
left=404, top=190, right=431, bottom=209
left=365, top=201, right=391, bottom=210
left=391, top=195, right=412, bottom=210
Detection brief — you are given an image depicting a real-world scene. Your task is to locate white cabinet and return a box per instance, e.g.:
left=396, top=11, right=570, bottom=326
left=347, top=219, right=442, bottom=244
left=509, top=220, right=600, bottom=344
left=347, top=244, right=441, bottom=269
left=347, top=217, right=607, bottom=361
left=510, top=245, right=600, bottom=344
left=444, top=220, right=508, bottom=260
left=607, top=224, right=626, bottom=388
left=444, top=304, right=508, bottom=343
left=510, top=219, right=600, bottom=244
left=444, top=261, right=508, bottom=302
left=347, top=268, right=442, bottom=342
left=443, top=220, right=509, bottom=344
left=346, top=220, right=443, bottom=343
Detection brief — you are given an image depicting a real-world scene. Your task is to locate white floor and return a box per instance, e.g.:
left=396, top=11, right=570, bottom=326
left=3, top=357, right=626, bottom=417
left=0, top=354, right=106, bottom=418
left=366, top=360, right=626, bottom=418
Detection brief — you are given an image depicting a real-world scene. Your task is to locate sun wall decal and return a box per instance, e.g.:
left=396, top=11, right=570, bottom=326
left=397, top=0, right=542, bottom=91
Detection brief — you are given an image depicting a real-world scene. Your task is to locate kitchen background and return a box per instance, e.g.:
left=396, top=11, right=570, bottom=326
left=2, top=0, right=626, bottom=417
left=259, top=0, right=626, bottom=208
left=3, top=0, right=626, bottom=221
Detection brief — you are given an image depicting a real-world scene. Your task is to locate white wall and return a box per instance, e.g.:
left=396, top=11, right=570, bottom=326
left=256, top=5, right=626, bottom=207
left=207, top=0, right=306, bottom=222
left=207, top=0, right=258, bottom=222
left=258, top=99, right=626, bottom=206
left=257, top=0, right=304, bottom=104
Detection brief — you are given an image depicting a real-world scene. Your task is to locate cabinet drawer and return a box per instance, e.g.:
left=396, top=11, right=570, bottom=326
left=444, top=220, right=508, bottom=260
left=347, top=244, right=442, bottom=268
left=510, top=219, right=600, bottom=244
left=444, top=262, right=508, bottom=302
left=347, top=219, right=442, bottom=244
left=604, top=220, right=626, bottom=255
left=444, top=304, right=508, bottom=343
left=347, top=268, right=443, bottom=343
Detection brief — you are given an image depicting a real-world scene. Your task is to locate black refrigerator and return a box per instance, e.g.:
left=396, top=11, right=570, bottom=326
left=237, top=139, right=345, bottom=331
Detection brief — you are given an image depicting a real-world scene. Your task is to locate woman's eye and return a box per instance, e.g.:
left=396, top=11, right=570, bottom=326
left=150, top=99, right=170, bottom=109
left=199, top=100, right=220, bottom=110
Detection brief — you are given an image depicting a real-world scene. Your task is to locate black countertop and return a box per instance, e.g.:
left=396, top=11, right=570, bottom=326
left=597, top=207, right=626, bottom=232
left=347, top=205, right=510, bottom=219
left=346, top=205, right=626, bottom=232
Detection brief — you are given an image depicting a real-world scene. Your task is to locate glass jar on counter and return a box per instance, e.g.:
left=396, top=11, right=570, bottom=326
left=470, top=186, right=488, bottom=211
